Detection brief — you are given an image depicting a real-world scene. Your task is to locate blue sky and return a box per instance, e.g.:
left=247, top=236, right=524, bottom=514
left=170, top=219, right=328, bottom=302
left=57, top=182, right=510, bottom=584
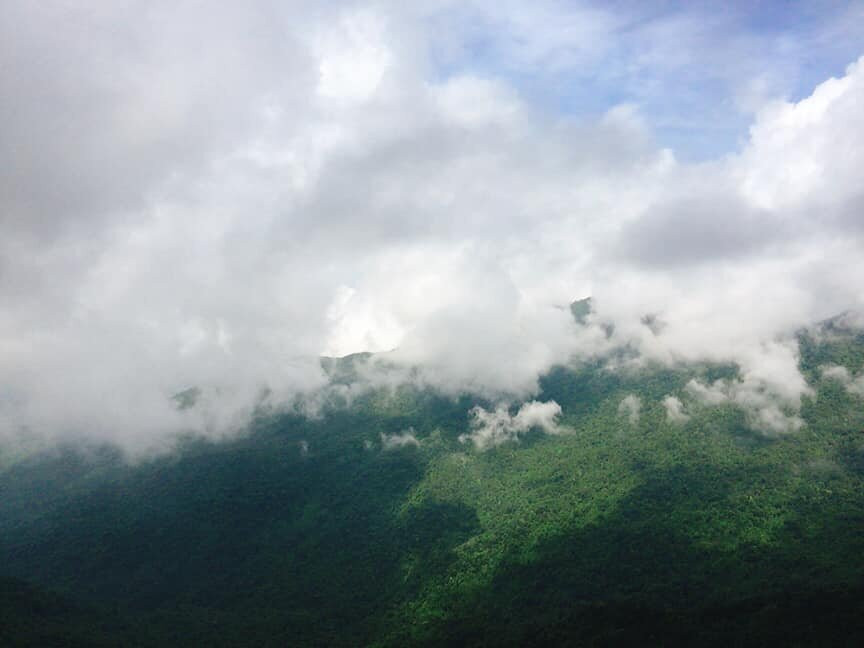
left=426, top=0, right=864, bottom=158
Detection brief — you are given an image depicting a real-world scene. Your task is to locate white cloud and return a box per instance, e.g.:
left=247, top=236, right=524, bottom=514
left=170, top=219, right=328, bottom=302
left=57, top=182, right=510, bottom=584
left=0, top=1, right=863, bottom=452
left=315, top=8, right=392, bottom=103
left=739, top=57, right=864, bottom=211
left=685, top=377, right=805, bottom=436
left=684, top=380, right=729, bottom=406
left=432, top=76, right=523, bottom=129
left=323, top=285, right=404, bottom=356
left=380, top=429, right=421, bottom=450
left=618, top=394, right=641, bottom=426
left=459, top=400, right=564, bottom=450
left=662, top=395, right=689, bottom=424
left=821, top=364, right=853, bottom=383
left=821, top=364, right=864, bottom=397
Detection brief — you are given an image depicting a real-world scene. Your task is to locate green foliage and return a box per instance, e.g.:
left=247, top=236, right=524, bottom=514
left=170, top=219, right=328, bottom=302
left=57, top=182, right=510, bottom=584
left=0, top=576, right=140, bottom=647
left=2, top=330, right=864, bottom=645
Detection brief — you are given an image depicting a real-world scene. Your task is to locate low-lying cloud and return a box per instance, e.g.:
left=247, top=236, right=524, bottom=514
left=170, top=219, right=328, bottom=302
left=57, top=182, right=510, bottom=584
left=662, top=396, right=689, bottom=425
left=618, top=395, right=642, bottom=426
left=459, top=401, right=564, bottom=450
left=380, top=430, right=421, bottom=451
left=684, top=377, right=805, bottom=436
left=821, top=365, right=864, bottom=397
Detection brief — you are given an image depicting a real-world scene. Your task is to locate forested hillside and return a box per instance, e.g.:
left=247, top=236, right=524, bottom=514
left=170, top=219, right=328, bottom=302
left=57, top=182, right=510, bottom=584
left=2, top=324, right=864, bottom=646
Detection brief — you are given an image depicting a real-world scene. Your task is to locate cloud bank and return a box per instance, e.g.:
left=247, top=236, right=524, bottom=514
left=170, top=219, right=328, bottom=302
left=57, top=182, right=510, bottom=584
left=2, top=1, right=864, bottom=451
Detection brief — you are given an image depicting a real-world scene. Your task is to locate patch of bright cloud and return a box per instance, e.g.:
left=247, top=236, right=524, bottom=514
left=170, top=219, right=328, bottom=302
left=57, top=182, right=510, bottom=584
left=459, top=400, right=564, bottom=450
left=380, top=429, right=421, bottom=451
left=618, top=394, right=641, bottom=426
left=316, top=8, right=392, bottom=103
left=662, top=395, right=689, bottom=424
left=685, top=377, right=805, bottom=436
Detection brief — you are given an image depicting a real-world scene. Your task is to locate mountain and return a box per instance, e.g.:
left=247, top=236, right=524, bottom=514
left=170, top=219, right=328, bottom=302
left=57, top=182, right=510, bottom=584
left=1, top=323, right=864, bottom=646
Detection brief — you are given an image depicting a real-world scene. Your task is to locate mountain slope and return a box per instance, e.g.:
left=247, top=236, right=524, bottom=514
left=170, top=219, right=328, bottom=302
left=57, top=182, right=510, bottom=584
left=1, top=326, right=864, bottom=645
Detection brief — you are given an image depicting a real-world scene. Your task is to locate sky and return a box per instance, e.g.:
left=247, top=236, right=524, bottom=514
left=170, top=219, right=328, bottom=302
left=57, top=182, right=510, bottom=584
left=2, top=0, right=864, bottom=451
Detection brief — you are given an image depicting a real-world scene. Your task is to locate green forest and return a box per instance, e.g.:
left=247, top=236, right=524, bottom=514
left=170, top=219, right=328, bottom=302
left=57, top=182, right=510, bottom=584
left=2, top=321, right=864, bottom=646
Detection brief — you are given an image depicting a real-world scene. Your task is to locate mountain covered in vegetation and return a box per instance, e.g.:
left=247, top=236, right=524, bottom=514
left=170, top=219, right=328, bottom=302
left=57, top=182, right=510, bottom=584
left=2, top=319, right=864, bottom=646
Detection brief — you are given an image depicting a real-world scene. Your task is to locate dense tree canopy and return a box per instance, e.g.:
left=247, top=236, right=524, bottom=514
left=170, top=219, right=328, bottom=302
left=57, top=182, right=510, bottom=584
left=2, top=326, right=864, bottom=646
